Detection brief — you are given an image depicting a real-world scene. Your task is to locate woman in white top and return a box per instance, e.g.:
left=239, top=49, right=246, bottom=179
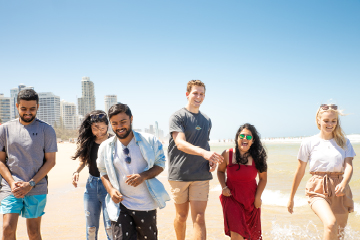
left=287, top=104, right=356, bottom=240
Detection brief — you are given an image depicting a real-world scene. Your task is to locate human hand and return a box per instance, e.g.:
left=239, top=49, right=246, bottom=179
left=12, top=181, right=32, bottom=198
left=254, top=197, right=262, bottom=209
left=125, top=174, right=145, bottom=187
left=110, top=188, right=123, bottom=203
left=209, top=162, right=217, bottom=172
left=287, top=199, right=294, bottom=214
left=202, top=151, right=224, bottom=164
left=72, top=172, right=79, bottom=188
left=335, top=182, right=346, bottom=197
left=222, top=186, right=231, bottom=197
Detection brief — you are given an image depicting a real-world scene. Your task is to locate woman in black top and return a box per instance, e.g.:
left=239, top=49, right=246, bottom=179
left=72, top=110, right=113, bottom=240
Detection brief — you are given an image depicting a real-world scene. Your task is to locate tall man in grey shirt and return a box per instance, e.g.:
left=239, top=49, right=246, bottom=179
left=168, top=80, right=224, bottom=240
left=0, top=89, right=57, bottom=240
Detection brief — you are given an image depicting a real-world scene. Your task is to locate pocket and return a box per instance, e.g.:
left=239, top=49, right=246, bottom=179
left=305, top=177, right=324, bottom=196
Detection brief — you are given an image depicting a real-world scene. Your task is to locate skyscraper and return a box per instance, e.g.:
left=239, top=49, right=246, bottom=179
left=37, top=92, right=60, bottom=127
left=60, top=100, right=78, bottom=130
left=155, top=121, right=159, bottom=139
left=78, top=77, right=95, bottom=117
left=0, top=94, right=11, bottom=124
left=104, top=95, right=117, bottom=112
left=10, top=84, right=34, bottom=120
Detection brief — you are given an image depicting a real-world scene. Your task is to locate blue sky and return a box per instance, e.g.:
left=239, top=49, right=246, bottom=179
left=1, top=0, right=359, bottom=139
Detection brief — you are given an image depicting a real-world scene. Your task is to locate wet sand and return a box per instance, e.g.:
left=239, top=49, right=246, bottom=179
left=1, top=142, right=359, bottom=239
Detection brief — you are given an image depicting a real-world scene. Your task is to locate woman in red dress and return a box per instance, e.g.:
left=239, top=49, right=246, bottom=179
left=217, top=123, right=268, bottom=240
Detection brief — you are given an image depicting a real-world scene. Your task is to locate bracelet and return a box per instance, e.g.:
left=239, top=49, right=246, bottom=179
left=73, top=172, right=79, bottom=175
left=222, top=186, right=228, bottom=190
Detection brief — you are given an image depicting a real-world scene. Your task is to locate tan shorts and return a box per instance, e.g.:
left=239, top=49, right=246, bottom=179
left=305, top=172, right=354, bottom=214
left=168, top=180, right=210, bottom=204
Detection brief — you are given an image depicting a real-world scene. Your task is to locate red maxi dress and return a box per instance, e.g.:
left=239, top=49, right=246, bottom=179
left=220, top=148, right=262, bottom=240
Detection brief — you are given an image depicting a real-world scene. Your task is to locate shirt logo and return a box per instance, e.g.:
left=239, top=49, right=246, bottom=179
left=195, top=125, right=202, bottom=130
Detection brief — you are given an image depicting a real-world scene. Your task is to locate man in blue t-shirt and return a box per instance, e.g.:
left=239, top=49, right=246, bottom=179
left=0, top=89, right=57, bottom=240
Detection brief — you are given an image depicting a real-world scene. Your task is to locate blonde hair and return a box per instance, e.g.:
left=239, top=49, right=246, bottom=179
left=316, top=108, right=346, bottom=149
left=186, top=80, right=206, bottom=93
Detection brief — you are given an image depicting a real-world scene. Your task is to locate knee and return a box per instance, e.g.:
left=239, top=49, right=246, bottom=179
left=3, top=223, right=16, bottom=237
left=194, top=213, right=205, bottom=225
left=175, top=212, right=188, bottom=223
left=324, top=219, right=337, bottom=233
left=87, top=226, right=97, bottom=240
left=27, top=228, right=41, bottom=239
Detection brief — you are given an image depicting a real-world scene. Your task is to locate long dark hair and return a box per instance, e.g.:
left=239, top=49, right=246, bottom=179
left=233, top=123, right=267, bottom=173
left=72, top=110, right=109, bottom=164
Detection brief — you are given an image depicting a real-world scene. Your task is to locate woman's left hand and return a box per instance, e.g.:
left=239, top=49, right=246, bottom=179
left=254, top=197, right=262, bottom=209
left=335, top=182, right=346, bottom=197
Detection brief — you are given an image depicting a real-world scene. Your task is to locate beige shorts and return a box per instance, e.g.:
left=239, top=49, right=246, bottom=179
left=168, top=180, right=210, bottom=204
left=305, top=172, right=354, bottom=214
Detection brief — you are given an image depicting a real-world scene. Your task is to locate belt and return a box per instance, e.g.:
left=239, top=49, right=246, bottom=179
left=310, top=172, right=343, bottom=197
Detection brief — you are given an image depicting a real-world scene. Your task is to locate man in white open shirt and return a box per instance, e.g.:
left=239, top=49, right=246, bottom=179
left=97, top=103, right=170, bottom=240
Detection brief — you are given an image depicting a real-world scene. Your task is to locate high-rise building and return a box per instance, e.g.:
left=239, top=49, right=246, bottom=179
left=0, top=94, right=11, bottom=124
left=10, top=84, right=34, bottom=120
left=155, top=121, right=159, bottom=139
left=60, top=100, right=78, bottom=130
left=104, top=95, right=117, bottom=112
left=78, top=77, right=95, bottom=117
left=37, top=92, right=60, bottom=127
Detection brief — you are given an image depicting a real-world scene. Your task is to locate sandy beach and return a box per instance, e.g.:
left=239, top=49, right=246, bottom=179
left=1, top=141, right=359, bottom=239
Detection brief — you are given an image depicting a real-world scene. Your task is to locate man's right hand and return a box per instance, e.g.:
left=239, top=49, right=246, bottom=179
left=110, top=188, right=123, bottom=203
left=202, top=150, right=224, bottom=164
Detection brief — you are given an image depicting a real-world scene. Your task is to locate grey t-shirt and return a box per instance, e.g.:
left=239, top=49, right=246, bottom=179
left=168, top=108, right=212, bottom=181
left=0, top=118, right=58, bottom=201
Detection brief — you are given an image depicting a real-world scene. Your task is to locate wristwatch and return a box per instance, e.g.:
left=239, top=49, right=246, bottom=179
left=29, top=180, right=36, bottom=188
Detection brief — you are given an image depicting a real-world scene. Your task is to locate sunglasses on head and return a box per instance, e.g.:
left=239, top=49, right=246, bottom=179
left=90, top=113, right=106, bottom=121
left=239, top=134, right=253, bottom=140
left=123, top=147, right=131, bottom=164
left=320, top=104, right=338, bottom=110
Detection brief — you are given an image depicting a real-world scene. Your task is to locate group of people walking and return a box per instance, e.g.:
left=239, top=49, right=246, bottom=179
left=0, top=80, right=356, bottom=240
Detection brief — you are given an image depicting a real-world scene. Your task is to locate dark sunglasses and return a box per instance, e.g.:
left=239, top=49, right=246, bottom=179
left=90, top=113, right=106, bottom=121
left=123, top=147, right=131, bottom=164
left=239, top=134, right=253, bottom=140
left=320, top=104, right=338, bottom=110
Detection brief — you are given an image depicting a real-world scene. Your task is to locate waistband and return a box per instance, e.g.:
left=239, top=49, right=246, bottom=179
left=310, top=172, right=343, bottom=178
left=310, top=172, right=343, bottom=197
left=88, top=175, right=102, bottom=181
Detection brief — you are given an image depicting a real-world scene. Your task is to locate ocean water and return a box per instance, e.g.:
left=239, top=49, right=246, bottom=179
left=209, top=142, right=360, bottom=239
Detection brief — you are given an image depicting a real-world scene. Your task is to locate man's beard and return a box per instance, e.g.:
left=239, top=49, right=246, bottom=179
left=115, top=124, right=132, bottom=139
left=20, top=114, right=36, bottom=123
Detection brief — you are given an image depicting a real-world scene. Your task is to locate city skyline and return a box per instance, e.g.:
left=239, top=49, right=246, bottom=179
left=0, top=80, right=167, bottom=136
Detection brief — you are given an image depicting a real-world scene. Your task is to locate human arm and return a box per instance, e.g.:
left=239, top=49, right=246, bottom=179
left=0, top=151, right=22, bottom=197
left=172, top=131, right=223, bottom=164
left=217, top=150, right=231, bottom=197
left=125, top=165, right=163, bottom=187
left=335, top=157, right=353, bottom=196
left=254, top=171, right=267, bottom=208
left=12, top=152, right=56, bottom=198
left=287, top=160, right=307, bottom=214
left=72, top=160, right=86, bottom=188
left=101, top=174, right=123, bottom=203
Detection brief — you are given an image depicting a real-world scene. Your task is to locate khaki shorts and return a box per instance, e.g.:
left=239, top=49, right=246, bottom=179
left=168, top=180, right=210, bottom=204
left=305, top=172, right=354, bottom=214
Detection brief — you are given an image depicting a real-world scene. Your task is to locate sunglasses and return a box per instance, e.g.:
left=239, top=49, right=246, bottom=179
left=320, top=104, right=338, bottom=110
left=90, top=113, right=106, bottom=121
left=123, top=147, right=131, bottom=164
left=239, top=134, right=253, bottom=140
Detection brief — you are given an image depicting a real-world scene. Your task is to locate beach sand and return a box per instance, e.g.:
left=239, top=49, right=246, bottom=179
left=1, top=142, right=359, bottom=239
